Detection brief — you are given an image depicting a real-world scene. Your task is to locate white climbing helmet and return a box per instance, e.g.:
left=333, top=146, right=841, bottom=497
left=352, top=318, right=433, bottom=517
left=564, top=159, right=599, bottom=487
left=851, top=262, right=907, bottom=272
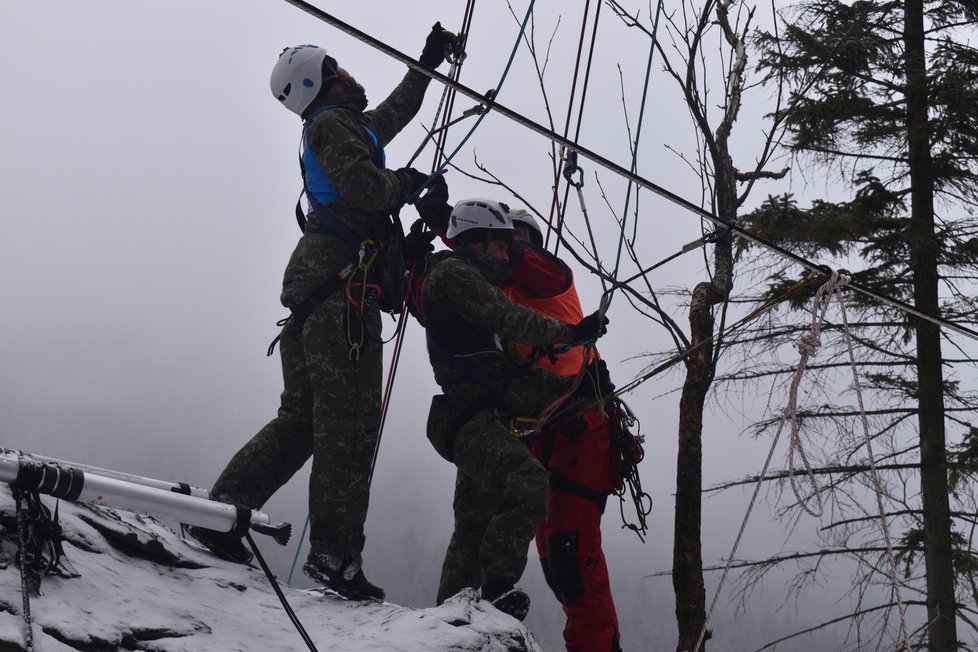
left=508, top=208, right=543, bottom=245
left=270, top=45, right=338, bottom=117
left=447, top=199, right=514, bottom=241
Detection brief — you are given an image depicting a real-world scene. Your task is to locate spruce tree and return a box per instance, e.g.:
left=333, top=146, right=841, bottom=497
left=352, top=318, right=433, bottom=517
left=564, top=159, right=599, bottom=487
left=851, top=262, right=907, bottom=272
left=736, top=1, right=978, bottom=648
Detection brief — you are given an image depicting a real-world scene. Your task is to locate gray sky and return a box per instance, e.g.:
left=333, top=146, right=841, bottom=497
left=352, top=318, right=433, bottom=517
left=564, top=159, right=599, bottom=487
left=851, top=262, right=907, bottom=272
left=0, top=2, right=890, bottom=650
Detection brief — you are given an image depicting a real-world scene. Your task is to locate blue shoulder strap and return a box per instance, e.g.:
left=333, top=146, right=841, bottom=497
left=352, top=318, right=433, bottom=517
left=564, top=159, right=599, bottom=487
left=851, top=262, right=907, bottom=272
left=294, top=106, right=386, bottom=250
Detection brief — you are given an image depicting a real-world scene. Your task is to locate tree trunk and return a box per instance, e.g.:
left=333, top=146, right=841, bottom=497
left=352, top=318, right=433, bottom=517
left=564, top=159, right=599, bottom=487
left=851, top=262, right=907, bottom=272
left=904, top=0, right=957, bottom=649
left=674, top=285, right=712, bottom=652
left=674, top=154, right=736, bottom=650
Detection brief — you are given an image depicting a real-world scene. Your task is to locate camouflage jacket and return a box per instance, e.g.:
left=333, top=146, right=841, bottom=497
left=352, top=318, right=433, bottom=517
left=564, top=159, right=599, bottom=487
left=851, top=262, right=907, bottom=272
left=281, top=68, right=431, bottom=307
left=423, top=248, right=576, bottom=417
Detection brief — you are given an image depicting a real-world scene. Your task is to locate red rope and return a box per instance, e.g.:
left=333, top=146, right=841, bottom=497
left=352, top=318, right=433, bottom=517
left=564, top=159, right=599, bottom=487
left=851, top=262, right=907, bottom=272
left=374, top=2, right=478, bottom=472
left=430, top=0, right=477, bottom=171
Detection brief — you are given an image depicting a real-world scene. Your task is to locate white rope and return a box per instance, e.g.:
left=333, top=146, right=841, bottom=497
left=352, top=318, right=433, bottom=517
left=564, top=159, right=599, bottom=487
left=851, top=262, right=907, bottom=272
left=692, top=273, right=914, bottom=652
left=690, top=414, right=788, bottom=652
left=691, top=272, right=847, bottom=651
left=783, top=272, right=849, bottom=518
left=833, top=274, right=912, bottom=649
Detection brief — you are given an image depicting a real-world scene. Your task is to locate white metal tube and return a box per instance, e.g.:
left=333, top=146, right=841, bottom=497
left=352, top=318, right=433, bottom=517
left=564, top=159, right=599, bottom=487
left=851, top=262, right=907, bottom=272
left=0, top=452, right=269, bottom=533
left=17, top=451, right=209, bottom=499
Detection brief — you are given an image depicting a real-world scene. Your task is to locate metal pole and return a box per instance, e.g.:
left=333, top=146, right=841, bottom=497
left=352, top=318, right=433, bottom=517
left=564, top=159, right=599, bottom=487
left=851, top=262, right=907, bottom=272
left=5, top=449, right=209, bottom=499
left=0, top=452, right=289, bottom=543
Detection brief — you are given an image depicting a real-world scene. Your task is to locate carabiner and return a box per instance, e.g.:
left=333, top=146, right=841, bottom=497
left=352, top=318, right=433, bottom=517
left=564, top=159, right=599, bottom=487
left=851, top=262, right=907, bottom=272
left=562, top=149, right=584, bottom=189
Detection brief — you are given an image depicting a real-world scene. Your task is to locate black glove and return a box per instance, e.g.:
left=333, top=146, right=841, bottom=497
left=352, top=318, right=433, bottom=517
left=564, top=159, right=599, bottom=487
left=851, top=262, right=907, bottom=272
left=404, top=218, right=437, bottom=268
left=397, top=167, right=430, bottom=204
left=573, top=358, right=615, bottom=403
left=571, top=309, right=609, bottom=344
left=588, top=358, right=615, bottom=393
left=414, top=176, right=451, bottom=234
left=420, top=22, right=458, bottom=68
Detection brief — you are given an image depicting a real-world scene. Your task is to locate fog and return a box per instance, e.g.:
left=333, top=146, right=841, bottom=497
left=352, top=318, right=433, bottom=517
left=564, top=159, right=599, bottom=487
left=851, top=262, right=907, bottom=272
left=1, top=2, right=873, bottom=650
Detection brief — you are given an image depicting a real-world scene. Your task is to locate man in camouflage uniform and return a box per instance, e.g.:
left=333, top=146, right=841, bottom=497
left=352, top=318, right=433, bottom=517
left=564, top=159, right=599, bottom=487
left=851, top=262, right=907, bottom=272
left=189, top=26, right=456, bottom=601
left=421, top=198, right=608, bottom=619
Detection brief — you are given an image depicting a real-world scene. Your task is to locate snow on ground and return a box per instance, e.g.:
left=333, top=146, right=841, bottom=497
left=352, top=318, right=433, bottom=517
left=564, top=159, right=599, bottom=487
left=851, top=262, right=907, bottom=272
left=0, top=483, right=540, bottom=652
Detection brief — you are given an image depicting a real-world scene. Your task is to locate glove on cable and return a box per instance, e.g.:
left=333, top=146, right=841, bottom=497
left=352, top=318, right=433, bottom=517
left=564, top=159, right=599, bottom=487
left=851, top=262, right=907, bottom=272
left=571, top=309, right=609, bottom=344
left=420, top=22, right=458, bottom=68
left=396, top=167, right=430, bottom=204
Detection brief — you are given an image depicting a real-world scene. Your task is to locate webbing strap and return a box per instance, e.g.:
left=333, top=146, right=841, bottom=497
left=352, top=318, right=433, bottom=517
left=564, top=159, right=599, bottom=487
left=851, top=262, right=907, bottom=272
left=425, top=333, right=506, bottom=394
left=300, top=191, right=363, bottom=251
left=548, top=468, right=608, bottom=511
left=266, top=272, right=349, bottom=357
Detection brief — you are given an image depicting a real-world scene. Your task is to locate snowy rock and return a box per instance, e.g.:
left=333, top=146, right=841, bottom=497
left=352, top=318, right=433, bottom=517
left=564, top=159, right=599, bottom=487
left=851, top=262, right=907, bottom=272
left=0, top=483, right=542, bottom=651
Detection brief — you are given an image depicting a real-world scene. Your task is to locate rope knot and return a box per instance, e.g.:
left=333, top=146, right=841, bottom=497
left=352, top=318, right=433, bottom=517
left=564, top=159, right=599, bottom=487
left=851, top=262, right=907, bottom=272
left=795, top=332, right=821, bottom=357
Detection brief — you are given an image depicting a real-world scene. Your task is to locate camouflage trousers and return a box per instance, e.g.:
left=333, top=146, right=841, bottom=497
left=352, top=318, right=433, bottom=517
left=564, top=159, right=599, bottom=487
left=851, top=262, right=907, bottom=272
left=434, top=406, right=549, bottom=604
left=210, top=288, right=382, bottom=575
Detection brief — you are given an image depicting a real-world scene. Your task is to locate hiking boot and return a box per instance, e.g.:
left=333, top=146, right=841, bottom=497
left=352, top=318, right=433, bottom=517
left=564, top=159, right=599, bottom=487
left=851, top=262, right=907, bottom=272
left=186, top=525, right=253, bottom=565
left=482, top=577, right=530, bottom=621
left=303, top=561, right=385, bottom=601
left=487, top=588, right=530, bottom=621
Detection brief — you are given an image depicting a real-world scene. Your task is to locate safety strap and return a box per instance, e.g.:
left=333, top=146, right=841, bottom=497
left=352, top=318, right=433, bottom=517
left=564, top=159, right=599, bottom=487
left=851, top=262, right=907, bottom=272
left=425, top=333, right=507, bottom=394
left=547, top=468, right=608, bottom=512
left=299, top=190, right=364, bottom=252
left=295, top=106, right=384, bottom=246
left=266, top=267, right=352, bottom=357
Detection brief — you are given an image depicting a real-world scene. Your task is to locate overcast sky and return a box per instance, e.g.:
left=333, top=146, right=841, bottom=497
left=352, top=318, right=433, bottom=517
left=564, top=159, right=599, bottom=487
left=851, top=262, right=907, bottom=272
left=0, top=2, right=929, bottom=649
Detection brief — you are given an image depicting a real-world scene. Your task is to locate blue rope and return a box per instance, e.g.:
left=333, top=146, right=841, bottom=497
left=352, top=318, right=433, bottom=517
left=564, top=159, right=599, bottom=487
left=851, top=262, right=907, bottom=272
left=285, top=513, right=310, bottom=585
left=608, top=0, right=664, bottom=302
left=421, top=0, right=537, bottom=189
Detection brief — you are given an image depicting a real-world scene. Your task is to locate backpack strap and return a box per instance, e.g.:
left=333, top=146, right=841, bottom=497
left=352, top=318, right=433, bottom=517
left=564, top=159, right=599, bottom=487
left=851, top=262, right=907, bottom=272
left=425, top=332, right=507, bottom=394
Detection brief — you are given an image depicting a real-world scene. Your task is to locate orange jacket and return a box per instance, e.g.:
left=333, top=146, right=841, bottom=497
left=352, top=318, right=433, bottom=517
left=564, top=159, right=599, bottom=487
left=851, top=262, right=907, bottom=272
left=504, top=243, right=595, bottom=377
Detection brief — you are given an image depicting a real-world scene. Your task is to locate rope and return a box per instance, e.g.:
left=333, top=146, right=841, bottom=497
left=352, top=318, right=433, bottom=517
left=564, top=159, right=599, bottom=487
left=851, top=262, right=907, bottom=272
left=690, top=271, right=913, bottom=652
left=833, top=274, right=912, bottom=649
left=278, top=0, right=978, bottom=343
left=430, top=0, right=477, bottom=171
left=15, top=490, right=35, bottom=652
left=609, top=275, right=815, bottom=400
left=286, top=514, right=311, bottom=585
left=609, top=0, right=665, bottom=291
left=565, top=154, right=609, bottom=294
left=781, top=274, right=848, bottom=518
left=245, top=532, right=319, bottom=652
left=545, top=0, right=597, bottom=251
left=689, top=278, right=840, bottom=651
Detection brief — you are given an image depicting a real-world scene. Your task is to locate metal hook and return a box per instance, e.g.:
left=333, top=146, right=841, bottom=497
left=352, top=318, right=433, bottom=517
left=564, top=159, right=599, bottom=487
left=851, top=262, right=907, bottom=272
left=562, top=149, right=584, bottom=189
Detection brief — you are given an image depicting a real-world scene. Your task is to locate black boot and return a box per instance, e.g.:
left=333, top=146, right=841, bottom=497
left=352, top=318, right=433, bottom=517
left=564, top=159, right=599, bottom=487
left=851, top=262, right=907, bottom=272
left=482, top=577, right=530, bottom=621
left=304, top=561, right=385, bottom=601
left=186, top=525, right=253, bottom=565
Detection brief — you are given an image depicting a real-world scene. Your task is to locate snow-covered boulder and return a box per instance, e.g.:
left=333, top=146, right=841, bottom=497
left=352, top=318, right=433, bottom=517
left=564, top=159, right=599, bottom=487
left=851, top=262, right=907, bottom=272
left=0, top=483, right=541, bottom=651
